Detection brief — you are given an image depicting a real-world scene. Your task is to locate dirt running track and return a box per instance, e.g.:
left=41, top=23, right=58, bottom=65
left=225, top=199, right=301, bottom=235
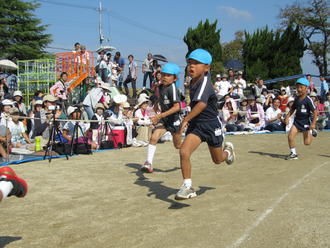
left=1, top=132, right=329, bottom=248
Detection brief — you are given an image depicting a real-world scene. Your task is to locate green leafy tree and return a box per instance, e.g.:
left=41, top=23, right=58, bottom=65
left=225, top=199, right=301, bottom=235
left=183, top=19, right=223, bottom=81
left=279, top=0, right=330, bottom=75
left=243, top=25, right=305, bottom=85
left=222, top=30, right=244, bottom=63
left=0, top=0, right=52, bottom=61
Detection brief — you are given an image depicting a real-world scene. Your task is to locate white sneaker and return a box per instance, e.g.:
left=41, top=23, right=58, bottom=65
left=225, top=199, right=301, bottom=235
left=132, top=138, right=142, bottom=147
left=175, top=184, right=197, bottom=200
left=224, top=142, right=235, bottom=165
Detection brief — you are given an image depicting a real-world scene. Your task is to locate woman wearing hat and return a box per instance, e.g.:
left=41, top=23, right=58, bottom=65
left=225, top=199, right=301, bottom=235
left=12, top=90, right=27, bottom=116
left=0, top=99, right=14, bottom=126
left=106, top=94, right=127, bottom=128
left=90, top=103, right=106, bottom=150
left=133, top=94, right=152, bottom=147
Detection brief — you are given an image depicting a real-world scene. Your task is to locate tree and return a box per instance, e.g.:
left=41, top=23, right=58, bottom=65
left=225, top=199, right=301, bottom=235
left=279, top=0, right=330, bottom=75
left=0, top=0, right=52, bottom=61
left=222, top=30, right=244, bottom=63
left=243, top=25, right=305, bottom=85
left=183, top=19, right=223, bottom=80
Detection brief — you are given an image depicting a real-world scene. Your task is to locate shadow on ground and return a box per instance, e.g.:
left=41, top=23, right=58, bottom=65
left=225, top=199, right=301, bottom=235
left=125, top=163, right=215, bottom=209
left=319, top=154, right=330, bottom=158
left=0, top=236, right=22, bottom=247
left=249, top=151, right=287, bottom=159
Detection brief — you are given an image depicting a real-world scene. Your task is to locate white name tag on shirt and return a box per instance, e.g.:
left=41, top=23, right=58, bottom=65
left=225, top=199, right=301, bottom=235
left=301, top=109, right=307, bottom=113
left=214, top=128, right=222, bottom=136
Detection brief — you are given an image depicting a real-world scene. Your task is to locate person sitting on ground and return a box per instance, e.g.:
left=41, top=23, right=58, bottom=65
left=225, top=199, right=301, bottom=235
left=263, top=92, right=275, bottom=112
left=0, top=99, right=14, bottom=126
left=246, top=95, right=265, bottom=131
left=122, top=102, right=134, bottom=146
left=222, top=97, right=244, bottom=132
left=90, top=103, right=106, bottom=150
left=134, top=94, right=152, bottom=147
left=264, top=98, right=285, bottom=132
left=0, top=125, right=11, bottom=159
left=32, top=95, right=61, bottom=141
left=12, top=91, right=27, bottom=116
left=27, top=100, right=43, bottom=138
left=236, top=96, right=249, bottom=129
left=312, top=95, right=327, bottom=129
left=7, top=107, right=32, bottom=149
left=62, top=106, right=90, bottom=144
left=254, top=78, right=267, bottom=97
left=278, top=87, right=289, bottom=113
left=106, top=94, right=127, bottom=128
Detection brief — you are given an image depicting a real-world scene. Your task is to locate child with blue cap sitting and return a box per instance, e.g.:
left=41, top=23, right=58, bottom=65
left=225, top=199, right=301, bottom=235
left=140, top=63, right=183, bottom=173
left=284, top=77, right=318, bottom=160
left=175, top=48, right=235, bottom=200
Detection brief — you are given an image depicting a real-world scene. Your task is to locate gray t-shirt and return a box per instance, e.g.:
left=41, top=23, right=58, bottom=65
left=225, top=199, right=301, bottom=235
left=143, top=58, right=153, bottom=72
left=128, top=61, right=138, bottom=77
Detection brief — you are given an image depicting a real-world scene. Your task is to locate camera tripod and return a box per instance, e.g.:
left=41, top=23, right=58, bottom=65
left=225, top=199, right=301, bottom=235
left=69, top=121, right=91, bottom=156
left=44, top=112, right=69, bottom=162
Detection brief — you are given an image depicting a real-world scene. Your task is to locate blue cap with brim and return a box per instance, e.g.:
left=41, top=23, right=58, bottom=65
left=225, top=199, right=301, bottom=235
left=187, top=49, right=212, bottom=65
left=296, top=77, right=310, bottom=87
left=161, top=63, right=181, bottom=87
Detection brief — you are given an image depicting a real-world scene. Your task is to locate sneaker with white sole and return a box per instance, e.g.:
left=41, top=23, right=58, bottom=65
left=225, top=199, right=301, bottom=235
left=311, top=129, right=317, bottom=137
left=175, top=184, right=197, bottom=200
left=285, top=153, right=298, bottom=160
left=224, top=142, right=235, bottom=165
left=141, top=161, right=153, bottom=173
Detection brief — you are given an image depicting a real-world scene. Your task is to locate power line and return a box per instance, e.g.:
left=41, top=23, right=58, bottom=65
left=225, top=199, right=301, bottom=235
left=39, top=0, right=182, bottom=41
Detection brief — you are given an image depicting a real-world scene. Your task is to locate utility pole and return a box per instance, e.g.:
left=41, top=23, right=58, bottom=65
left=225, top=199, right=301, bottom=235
left=98, top=0, right=105, bottom=46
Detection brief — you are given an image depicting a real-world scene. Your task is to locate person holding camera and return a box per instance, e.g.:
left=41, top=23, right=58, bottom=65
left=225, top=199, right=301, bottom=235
left=142, top=53, right=154, bottom=89
left=32, top=95, right=61, bottom=140
left=50, top=72, right=70, bottom=113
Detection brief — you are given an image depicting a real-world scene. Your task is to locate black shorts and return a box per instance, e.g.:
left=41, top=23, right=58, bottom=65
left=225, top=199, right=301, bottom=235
left=186, top=118, right=224, bottom=147
left=293, top=118, right=311, bottom=132
left=158, top=117, right=181, bottom=134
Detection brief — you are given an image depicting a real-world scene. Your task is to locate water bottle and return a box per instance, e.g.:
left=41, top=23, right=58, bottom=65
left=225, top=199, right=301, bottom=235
left=35, top=136, right=41, bottom=151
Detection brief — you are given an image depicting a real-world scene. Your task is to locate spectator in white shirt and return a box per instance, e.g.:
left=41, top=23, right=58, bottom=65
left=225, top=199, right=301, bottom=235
left=142, top=53, right=154, bottom=89
left=123, top=55, right=138, bottom=98
left=254, top=78, right=267, bottom=97
left=214, top=73, right=232, bottom=100
left=234, top=71, right=246, bottom=89
left=264, top=98, right=285, bottom=132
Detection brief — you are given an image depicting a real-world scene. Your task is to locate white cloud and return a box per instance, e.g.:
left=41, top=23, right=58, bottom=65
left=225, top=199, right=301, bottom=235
left=218, top=6, right=253, bottom=20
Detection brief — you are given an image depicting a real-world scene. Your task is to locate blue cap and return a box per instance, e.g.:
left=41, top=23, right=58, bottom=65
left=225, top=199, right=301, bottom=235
left=296, top=77, right=310, bottom=87
left=161, top=63, right=181, bottom=87
left=187, top=49, right=212, bottom=65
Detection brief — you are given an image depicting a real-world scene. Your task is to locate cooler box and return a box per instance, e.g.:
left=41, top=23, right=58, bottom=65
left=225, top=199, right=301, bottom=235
left=112, top=126, right=125, bottom=148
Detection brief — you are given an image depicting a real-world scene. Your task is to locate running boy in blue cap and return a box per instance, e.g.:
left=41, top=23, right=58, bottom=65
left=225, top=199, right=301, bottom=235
left=175, top=49, right=235, bottom=200
left=141, top=63, right=182, bottom=173
left=284, top=77, right=318, bottom=160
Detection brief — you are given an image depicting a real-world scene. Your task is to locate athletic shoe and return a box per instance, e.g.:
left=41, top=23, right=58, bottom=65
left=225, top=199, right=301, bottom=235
left=224, top=142, right=235, bottom=165
left=311, top=129, right=317, bottom=137
left=285, top=153, right=298, bottom=160
left=0, top=170, right=28, bottom=198
left=175, top=184, right=197, bottom=200
left=141, top=161, right=153, bottom=173
left=0, top=166, right=17, bottom=177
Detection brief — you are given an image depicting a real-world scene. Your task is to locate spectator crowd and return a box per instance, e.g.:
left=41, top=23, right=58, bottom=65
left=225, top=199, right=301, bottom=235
left=0, top=44, right=329, bottom=159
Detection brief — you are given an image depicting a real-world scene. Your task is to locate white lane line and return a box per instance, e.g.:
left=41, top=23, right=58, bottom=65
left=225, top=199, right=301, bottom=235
left=228, top=161, right=329, bottom=248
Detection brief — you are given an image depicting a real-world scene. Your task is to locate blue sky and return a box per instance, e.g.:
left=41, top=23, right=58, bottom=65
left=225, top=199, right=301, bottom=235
left=35, top=0, right=320, bottom=87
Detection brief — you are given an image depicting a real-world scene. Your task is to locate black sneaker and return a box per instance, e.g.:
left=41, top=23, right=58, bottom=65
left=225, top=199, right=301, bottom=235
left=285, top=153, right=298, bottom=160
left=311, top=129, right=317, bottom=137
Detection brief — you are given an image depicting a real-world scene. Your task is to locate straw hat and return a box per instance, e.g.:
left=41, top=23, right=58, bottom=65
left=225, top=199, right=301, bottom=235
left=310, top=91, right=317, bottom=97
left=113, top=94, right=127, bottom=104
left=95, top=103, right=105, bottom=110
left=35, top=100, right=43, bottom=106
left=101, top=83, right=111, bottom=91
left=122, top=102, right=130, bottom=108
left=43, top=94, right=57, bottom=102
left=135, top=94, right=150, bottom=109
left=9, top=107, right=19, bottom=115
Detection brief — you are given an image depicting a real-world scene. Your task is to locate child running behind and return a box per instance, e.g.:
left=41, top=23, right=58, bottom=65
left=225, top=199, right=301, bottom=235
left=141, top=63, right=182, bottom=173
left=175, top=49, right=235, bottom=200
left=284, top=78, right=318, bottom=160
